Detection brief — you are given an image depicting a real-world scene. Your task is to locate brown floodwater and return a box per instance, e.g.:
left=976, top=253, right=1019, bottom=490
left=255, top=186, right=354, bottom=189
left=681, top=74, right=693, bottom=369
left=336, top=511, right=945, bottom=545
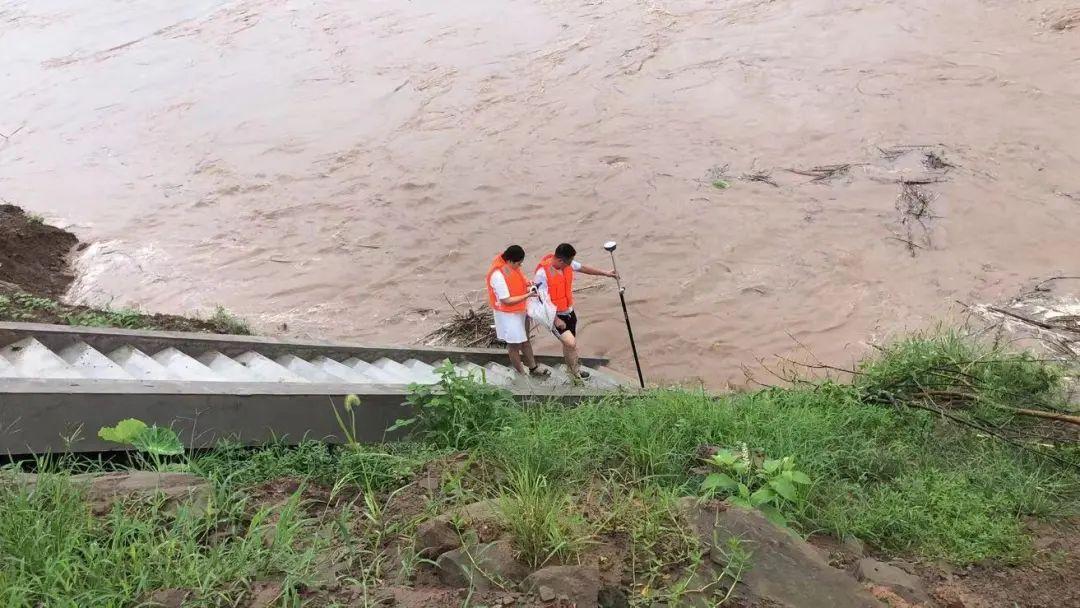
left=2, top=0, right=1079, bottom=386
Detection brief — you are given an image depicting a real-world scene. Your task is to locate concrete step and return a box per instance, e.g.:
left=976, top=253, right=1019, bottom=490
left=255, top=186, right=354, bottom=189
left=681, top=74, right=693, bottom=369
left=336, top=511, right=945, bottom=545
left=2, top=338, right=83, bottom=379
left=313, top=356, right=374, bottom=383
left=235, top=351, right=310, bottom=383
left=581, top=365, right=621, bottom=389
left=153, top=348, right=223, bottom=382
left=374, top=358, right=418, bottom=382
left=403, top=359, right=440, bottom=383
left=276, top=354, right=346, bottom=383
left=456, top=361, right=506, bottom=385
left=484, top=362, right=518, bottom=384
left=198, top=351, right=262, bottom=381
left=108, top=346, right=175, bottom=381
left=343, top=357, right=403, bottom=383
left=0, top=353, right=21, bottom=378
left=59, top=342, right=133, bottom=380
left=537, top=363, right=571, bottom=385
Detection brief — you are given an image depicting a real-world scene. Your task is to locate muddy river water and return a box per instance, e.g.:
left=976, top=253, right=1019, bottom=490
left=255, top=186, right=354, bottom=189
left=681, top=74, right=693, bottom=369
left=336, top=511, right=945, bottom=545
left=2, top=0, right=1079, bottom=385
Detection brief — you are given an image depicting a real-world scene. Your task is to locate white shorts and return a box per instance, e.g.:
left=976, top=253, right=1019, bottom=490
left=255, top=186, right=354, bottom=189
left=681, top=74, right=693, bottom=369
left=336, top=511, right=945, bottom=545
left=493, top=310, right=528, bottom=344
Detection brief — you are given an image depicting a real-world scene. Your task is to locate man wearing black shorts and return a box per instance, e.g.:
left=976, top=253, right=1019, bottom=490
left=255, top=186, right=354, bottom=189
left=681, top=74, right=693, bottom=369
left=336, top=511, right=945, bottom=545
left=534, top=243, right=618, bottom=380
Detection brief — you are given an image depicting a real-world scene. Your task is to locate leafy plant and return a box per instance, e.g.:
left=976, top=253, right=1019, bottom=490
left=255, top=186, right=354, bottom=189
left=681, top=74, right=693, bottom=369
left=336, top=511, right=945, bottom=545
left=332, top=394, right=362, bottom=446
left=700, top=445, right=811, bottom=527
left=392, top=362, right=518, bottom=449
left=98, top=418, right=183, bottom=469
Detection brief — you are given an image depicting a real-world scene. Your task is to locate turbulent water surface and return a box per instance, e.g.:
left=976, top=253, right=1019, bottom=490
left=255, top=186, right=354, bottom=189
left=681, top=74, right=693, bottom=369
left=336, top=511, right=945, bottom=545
left=3, top=0, right=1079, bottom=385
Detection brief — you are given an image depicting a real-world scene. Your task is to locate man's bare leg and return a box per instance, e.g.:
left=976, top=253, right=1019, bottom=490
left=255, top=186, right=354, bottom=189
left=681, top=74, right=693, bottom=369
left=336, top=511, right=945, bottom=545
left=521, top=340, right=539, bottom=371
left=558, top=331, right=581, bottom=377
left=507, top=344, right=526, bottom=374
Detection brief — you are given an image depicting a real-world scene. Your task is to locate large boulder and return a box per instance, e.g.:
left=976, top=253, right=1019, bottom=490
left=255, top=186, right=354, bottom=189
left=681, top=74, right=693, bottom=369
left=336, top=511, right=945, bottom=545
left=436, top=540, right=529, bottom=591
left=521, top=565, right=600, bottom=607
left=856, top=558, right=930, bottom=605
left=679, top=499, right=882, bottom=608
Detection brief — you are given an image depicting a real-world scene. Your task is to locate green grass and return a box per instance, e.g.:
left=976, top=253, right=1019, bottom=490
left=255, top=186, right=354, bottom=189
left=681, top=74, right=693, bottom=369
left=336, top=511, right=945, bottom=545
left=0, top=329, right=1077, bottom=605
left=497, top=467, right=588, bottom=568
left=206, top=305, right=252, bottom=336
left=0, top=472, right=322, bottom=607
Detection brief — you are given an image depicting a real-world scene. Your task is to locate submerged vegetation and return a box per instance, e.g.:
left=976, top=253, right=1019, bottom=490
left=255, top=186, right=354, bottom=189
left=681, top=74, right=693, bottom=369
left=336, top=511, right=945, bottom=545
left=1, top=330, right=1077, bottom=606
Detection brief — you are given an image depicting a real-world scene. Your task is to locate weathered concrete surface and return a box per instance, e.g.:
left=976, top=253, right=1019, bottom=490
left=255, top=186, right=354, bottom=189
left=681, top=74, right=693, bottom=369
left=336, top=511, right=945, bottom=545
left=0, top=378, right=605, bottom=454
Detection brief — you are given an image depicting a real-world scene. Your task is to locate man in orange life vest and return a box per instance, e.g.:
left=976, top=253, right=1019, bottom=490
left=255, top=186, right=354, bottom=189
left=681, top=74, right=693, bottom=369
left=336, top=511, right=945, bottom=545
left=486, top=245, right=550, bottom=377
left=534, top=243, right=619, bottom=380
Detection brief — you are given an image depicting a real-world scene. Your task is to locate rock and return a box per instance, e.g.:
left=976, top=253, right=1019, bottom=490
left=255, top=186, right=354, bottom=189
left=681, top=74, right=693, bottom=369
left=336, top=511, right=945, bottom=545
left=521, top=565, right=600, bottom=608
left=436, top=540, right=529, bottom=591
left=842, top=535, right=867, bottom=558
left=66, top=471, right=211, bottom=516
left=597, top=586, right=629, bottom=608
left=416, top=519, right=460, bottom=558
left=416, top=498, right=503, bottom=557
left=856, top=558, right=930, bottom=605
left=145, top=588, right=192, bottom=607
left=681, top=500, right=881, bottom=608
left=244, top=580, right=283, bottom=608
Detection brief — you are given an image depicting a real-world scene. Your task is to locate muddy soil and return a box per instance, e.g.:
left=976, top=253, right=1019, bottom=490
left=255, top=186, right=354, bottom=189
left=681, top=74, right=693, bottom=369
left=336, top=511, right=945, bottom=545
left=0, top=204, right=77, bottom=298
left=0, top=205, right=243, bottom=334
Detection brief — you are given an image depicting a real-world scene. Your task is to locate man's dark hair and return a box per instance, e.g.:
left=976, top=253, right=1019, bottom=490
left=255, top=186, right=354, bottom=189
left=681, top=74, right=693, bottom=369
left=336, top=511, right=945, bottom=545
left=501, top=245, right=525, bottom=263
left=555, top=243, right=576, bottom=262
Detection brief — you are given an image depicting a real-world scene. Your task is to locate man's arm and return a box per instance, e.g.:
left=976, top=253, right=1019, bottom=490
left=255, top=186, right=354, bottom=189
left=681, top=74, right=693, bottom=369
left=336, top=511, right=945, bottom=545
left=576, top=263, right=619, bottom=280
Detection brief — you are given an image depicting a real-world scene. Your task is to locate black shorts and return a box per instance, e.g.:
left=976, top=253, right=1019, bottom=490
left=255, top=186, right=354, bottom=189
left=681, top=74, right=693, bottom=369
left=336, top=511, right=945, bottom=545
left=554, top=310, right=578, bottom=336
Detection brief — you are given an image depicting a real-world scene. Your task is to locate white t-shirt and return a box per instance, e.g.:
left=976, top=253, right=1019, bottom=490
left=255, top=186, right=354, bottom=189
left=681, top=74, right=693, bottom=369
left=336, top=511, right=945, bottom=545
left=488, top=269, right=528, bottom=344
left=534, top=260, right=582, bottom=313
left=489, top=270, right=512, bottom=301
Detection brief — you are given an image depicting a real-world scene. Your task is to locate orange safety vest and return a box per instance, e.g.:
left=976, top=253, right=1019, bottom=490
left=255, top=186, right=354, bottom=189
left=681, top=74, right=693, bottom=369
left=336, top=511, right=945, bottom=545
left=537, top=253, right=574, bottom=312
left=486, top=255, right=528, bottom=313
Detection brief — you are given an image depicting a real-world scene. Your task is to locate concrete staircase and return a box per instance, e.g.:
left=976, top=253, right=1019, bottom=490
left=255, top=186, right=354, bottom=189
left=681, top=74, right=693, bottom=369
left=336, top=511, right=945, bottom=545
left=0, top=336, right=621, bottom=389
left=0, top=322, right=630, bottom=454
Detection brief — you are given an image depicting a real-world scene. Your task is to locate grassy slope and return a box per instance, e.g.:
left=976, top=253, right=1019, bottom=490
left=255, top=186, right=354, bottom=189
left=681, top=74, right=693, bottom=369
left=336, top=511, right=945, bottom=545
left=0, top=287, right=252, bottom=335
left=1, top=332, right=1078, bottom=606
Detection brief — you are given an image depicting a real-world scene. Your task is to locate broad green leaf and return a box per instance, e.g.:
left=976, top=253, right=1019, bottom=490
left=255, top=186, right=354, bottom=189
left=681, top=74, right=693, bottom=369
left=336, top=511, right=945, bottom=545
left=758, top=504, right=788, bottom=527
left=386, top=418, right=416, bottom=432
left=762, top=459, right=782, bottom=474
left=131, top=426, right=183, bottom=456
left=750, top=486, right=776, bottom=507
left=769, top=477, right=797, bottom=501
left=710, top=451, right=737, bottom=467
left=702, top=473, right=738, bottom=493
left=729, top=496, right=752, bottom=509
left=98, top=418, right=148, bottom=444
left=789, top=471, right=812, bottom=485
left=738, top=483, right=751, bottom=498
left=733, top=461, right=750, bottom=475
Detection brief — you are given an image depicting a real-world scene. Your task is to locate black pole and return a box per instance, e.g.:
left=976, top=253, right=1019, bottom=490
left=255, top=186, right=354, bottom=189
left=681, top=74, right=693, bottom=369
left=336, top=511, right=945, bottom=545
left=617, top=286, right=645, bottom=388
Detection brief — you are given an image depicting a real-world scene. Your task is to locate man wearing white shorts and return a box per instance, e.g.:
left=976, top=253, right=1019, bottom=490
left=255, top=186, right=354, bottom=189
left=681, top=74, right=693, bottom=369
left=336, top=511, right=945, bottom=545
left=486, top=245, right=549, bottom=377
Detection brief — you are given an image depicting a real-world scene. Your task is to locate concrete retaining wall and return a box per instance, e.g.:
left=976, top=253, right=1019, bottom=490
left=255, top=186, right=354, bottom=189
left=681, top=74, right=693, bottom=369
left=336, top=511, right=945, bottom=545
left=0, top=378, right=609, bottom=454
